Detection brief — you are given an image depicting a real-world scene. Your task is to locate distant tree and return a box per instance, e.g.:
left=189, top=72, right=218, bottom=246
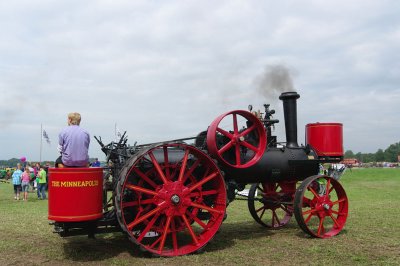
left=344, top=150, right=355, bottom=158
left=363, top=153, right=375, bottom=163
left=384, top=142, right=400, bottom=162
left=375, top=149, right=385, bottom=162
left=355, top=152, right=363, bottom=162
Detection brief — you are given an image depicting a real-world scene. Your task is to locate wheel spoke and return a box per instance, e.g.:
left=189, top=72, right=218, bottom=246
left=218, top=141, right=234, bottom=156
left=188, top=172, right=218, bottom=192
left=122, top=198, right=155, bottom=208
left=279, top=204, right=292, bottom=215
left=238, top=124, right=256, bottom=138
left=302, top=196, right=313, bottom=207
left=178, top=149, right=190, bottom=182
left=216, top=127, right=233, bottom=139
left=189, top=189, right=219, bottom=197
left=163, top=146, right=171, bottom=180
left=181, top=214, right=199, bottom=245
left=272, top=210, right=281, bottom=226
left=171, top=218, right=178, bottom=252
left=149, top=234, right=162, bottom=249
left=257, top=206, right=266, bottom=220
left=302, top=208, right=317, bottom=216
left=127, top=205, right=163, bottom=230
left=329, top=213, right=341, bottom=228
left=308, top=186, right=320, bottom=199
left=137, top=213, right=160, bottom=242
left=186, top=210, right=208, bottom=229
left=182, top=159, right=201, bottom=184
left=190, top=202, right=224, bottom=214
left=317, top=216, right=325, bottom=236
left=232, top=113, right=239, bottom=134
left=159, top=216, right=172, bottom=253
left=330, top=209, right=347, bottom=216
left=234, top=143, right=241, bottom=166
left=304, top=213, right=313, bottom=224
left=331, top=197, right=347, bottom=206
left=240, top=140, right=260, bottom=152
left=125, top=184, right=158, bottom=196
left=149, top=152, right=168, bottom=184
left=133, top=168, right=158, bottom=189
left=326, top=178, right=331, bottom=196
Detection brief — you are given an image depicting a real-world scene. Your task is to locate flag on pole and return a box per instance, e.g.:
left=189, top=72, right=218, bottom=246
left=43, top=129, right=51, bottom=144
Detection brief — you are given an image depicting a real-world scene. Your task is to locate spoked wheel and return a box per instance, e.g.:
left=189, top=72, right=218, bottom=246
left=207, top=110, right=267, bottom=168
left=294, top=175, right=348, bottom=238
left=115, top=143, right=227, bottom=256
left=248, top=181, right=296, bottom=228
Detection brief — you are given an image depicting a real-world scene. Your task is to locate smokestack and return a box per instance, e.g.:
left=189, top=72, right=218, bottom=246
left=279, top=91, right=300, bottom=148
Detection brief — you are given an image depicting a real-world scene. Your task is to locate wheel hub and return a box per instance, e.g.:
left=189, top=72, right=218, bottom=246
left=171, top=194, right=180, bottom=205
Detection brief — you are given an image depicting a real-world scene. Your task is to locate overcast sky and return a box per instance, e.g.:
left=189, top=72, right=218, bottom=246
left=1, top=0, right=399, bottom=162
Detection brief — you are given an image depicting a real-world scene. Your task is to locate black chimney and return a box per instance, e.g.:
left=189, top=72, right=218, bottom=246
left=279, top=91, right=300, bottom=148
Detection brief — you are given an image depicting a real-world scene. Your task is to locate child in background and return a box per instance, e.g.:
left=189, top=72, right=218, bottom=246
left=29, top=166, right=35, bottom=192
left=12, top=163, right=23, bottom=200
left=21, top=168, right=31, bottom=201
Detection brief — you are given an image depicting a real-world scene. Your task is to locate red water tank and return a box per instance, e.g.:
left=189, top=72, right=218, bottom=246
left=48, top=167, right=103, bottom=222
left=306, top=123, right=343, bottom=157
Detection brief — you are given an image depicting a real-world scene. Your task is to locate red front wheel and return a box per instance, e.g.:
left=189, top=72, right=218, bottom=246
left=294, top=175, right=348, bottom=238
left=115, top=143, right=227, bottom=256
left=207, top=110, right=267, bottom=168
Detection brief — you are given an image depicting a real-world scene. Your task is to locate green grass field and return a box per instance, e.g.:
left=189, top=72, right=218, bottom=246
left=0, top=168, right=399, bottom=265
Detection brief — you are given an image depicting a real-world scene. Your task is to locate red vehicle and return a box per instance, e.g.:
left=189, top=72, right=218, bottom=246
left=48, top=92, right=348, bottom=257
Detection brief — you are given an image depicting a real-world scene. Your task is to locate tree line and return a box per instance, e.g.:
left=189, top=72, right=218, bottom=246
left=344, top=142, right=400, bottom=163
left=0, top=158, right=54, bottom=168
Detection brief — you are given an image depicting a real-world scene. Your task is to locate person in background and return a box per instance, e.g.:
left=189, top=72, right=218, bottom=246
left=33, top=162, right=40, bottom=191
left=21, top=167, right=31, bottom=201
left=44, top=163, right=50, bottom=191
left=36, top=166, right=47, bottom=199
left=91, top=158, right=100, bottom=167
left=28, top=165, right=35, bottom=192
left=55, top=112, right=90, bottom=167
left=12, top=163, right=23, bottom=200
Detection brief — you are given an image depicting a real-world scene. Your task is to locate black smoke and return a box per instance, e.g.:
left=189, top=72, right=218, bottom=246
left=254, top=64, right=297, bottom=100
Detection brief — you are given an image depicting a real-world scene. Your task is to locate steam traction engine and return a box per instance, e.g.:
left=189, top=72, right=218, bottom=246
left=48, top=92, right=348, bottom=256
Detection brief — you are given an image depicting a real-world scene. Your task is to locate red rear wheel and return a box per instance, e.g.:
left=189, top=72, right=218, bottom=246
left=115, top=143, right=226, bottom=256
left=207, top=110, right=267, bottom=168
left=248, top=181, right=296, bottom=228
left=294, top=175, right=348, bottom=238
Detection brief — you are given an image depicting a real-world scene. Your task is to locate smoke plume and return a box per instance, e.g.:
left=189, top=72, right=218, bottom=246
left=254, top=64, right=297, bottom=100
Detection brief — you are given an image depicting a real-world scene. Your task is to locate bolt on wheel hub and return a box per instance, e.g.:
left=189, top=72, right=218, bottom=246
left=171, top=194, right=180, bottom=205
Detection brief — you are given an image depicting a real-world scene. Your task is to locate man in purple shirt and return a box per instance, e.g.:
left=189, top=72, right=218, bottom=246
left=55, top=112, right=90, bottom=167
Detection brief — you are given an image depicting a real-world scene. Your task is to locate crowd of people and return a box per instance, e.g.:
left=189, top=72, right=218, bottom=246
left=11, top=162, right=48, bottom=201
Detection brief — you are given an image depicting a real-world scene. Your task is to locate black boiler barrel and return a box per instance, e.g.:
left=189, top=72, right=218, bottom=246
left=221, top=147, right=319, bottom=183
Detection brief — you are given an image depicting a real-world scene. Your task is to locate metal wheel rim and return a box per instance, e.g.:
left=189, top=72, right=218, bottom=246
left=206, top=110, right=267, bottom=168
left=116, top=143, right=227, bottom=256
left=248, top=182, right=295, bottom=228
left=294, top=175, right=348, bottom=238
